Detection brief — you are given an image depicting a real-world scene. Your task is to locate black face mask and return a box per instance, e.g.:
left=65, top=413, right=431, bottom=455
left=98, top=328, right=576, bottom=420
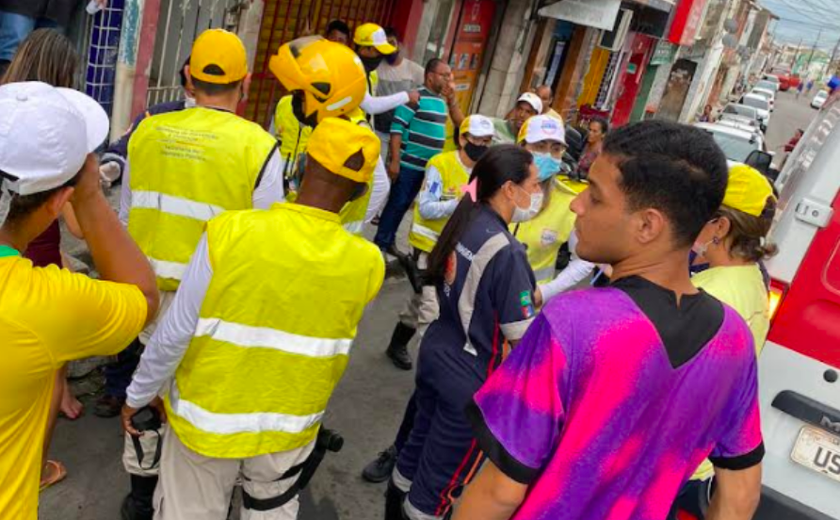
left=464, top=142, right=489, bottom=162
left=360, top=55, right=384, bottom=73
left=385, top=50, right=400, bottom=65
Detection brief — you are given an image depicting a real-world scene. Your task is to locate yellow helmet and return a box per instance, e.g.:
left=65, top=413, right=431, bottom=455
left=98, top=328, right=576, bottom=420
left=269, top=36, right=367, bottom=127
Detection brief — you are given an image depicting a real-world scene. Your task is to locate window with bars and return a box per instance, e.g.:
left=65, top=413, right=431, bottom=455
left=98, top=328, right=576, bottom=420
left=72, top=0, right=125, bottom=116
left=146, top=0, right=243, bottom=107
left=245, top=0, right=397, bottom=129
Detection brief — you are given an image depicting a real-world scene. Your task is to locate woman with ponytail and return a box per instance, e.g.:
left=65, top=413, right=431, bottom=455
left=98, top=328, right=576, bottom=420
left=674, top=163, right=778, bottom=518
left=385, top=145, right=541, bottom=520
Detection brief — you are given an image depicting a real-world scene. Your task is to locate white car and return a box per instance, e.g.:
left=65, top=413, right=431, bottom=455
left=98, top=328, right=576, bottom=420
left=716, top=117, right=762, bottom=138
left=751, top=87, right=776, bottom=112
left=811, top=90, right=829, bottom=109
left=755, top=97, right=840, bottom=519
left=695, top=122, right=764, bottom=164
left=741, top=93, right=772, bottom=131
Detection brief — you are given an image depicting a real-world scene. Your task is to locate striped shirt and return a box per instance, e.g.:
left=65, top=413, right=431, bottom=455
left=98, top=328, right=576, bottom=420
left=390, top=88, right=448, bottom=172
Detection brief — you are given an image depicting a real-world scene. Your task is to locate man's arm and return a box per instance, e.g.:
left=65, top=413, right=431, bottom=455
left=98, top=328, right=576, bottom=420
left=390, top=104, right=415, bottom=179
left=364, top=157, right=391, bottom=222
left=124, top=234, right=212, bottom=413
left=706, top=464, right=762, bottom=520
left=443, top=80, right=465, bottom=128
left=452, top=461, right=527, bottom=520
left=360, top=90, right=417, bottom=115
left=417, top=164, right=459, bottom=220
left=73, top=154, right=159, bottom=323
left=252, top=146, right=286, bottom=209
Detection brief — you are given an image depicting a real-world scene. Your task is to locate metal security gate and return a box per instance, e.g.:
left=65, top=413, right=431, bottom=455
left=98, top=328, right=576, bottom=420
left=146, top=0, right=244, bottom=106
left=245, top=0, right=395, bottom=129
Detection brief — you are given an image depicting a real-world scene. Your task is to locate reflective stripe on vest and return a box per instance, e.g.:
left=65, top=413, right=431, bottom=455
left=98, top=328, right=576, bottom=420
left=148, top=258, right=189, bottom=281
left=343, top=220, right=364, bottom=235
left=195, top=318, right=353, bottom=357
left=127, top=107, right=276, bottom=291
left=408, top=151, right=470, bottom=253
left=409, top=222, right=440, bottom=244
left=512, top=180, right=577, bottom=285
left=166, top=204, right=384, bottom=458
left=133, top=191, right=225, bottom=221
left=168, top=381, right=323, bottom=435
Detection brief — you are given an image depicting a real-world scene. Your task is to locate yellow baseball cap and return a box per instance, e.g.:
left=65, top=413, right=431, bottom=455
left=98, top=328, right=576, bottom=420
left=307, top=118, right=381, bottom=183
left=190, top=29, right=248, bottom=84
left=353, top=23, right=396, bottom=55
left=722, top=164, right=776, bottom=217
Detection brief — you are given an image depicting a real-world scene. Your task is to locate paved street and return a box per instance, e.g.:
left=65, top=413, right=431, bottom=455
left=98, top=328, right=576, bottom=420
left=37, top=88, right=821, bottom=520
left=763, top=87, right=819, bottom=154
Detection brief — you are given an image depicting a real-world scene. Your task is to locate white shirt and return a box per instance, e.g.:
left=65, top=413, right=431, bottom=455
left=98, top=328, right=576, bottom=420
left=126, top=234, right=212, bottom=408
left=417, top=155, right=472, bottom=220
left=360, top=91, right=410, bottom=116
left=537, top=232, right=595, bottom=303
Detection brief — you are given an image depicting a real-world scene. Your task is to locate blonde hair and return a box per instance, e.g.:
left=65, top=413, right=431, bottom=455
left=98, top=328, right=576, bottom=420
left=1, top=29, right=79, bottom=88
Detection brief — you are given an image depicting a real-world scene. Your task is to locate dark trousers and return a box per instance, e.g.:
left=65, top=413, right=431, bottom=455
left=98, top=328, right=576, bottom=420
left=104, top=338, right=143, bottom=399
left=668, top=478, right=714, bottom=520
left=394, top=393, right=417, bottom=453
left=393, top=349, right=485, bottom=518
left=374, top=166, right=426, bottom=250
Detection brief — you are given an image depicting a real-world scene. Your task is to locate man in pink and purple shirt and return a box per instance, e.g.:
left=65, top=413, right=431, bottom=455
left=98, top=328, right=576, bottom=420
left=455, top=121, right=764, bottom=520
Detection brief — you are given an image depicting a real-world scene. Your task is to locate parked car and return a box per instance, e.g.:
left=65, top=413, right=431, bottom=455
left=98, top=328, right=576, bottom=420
left=764, top=72, right=791, bottom=91
left=757, top=78, right=781, bottom=94
left=752, top=87, right=776, bottom=112
left=811, top=90, right=829, bottom=109
left=741, top=93, right=772, bottom=131
left=716, top=116, right=762, bottom=137
left=753, top=93, right=840, bottom=520
left=695, top=122, right=766, bottom=165
left=722, top=102, right=760, bottom=123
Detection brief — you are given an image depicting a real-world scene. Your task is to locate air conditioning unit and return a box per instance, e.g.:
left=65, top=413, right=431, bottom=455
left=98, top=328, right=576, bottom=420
left=599, top=8, right=633, bottom=51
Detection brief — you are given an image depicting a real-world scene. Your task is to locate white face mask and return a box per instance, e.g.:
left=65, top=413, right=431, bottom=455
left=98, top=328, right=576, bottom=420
left=511, top=185, right=544, bottom=223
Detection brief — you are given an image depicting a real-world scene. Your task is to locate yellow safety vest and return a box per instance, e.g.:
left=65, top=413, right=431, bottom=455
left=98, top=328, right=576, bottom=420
left=513, top=178, right=578, bottom=284
left=408, top=151, right=471, bottom=253
left=274, top=95, right=312, bottom=180
left=127, top=107, right=277, bottom=291
left=165, top=203, right=385, bottom=458
left=338, top=110, right=377, bottom=235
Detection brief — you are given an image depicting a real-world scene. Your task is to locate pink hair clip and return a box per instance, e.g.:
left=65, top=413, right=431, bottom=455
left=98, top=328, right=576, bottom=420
left=462, top=177, right=478, bottom=202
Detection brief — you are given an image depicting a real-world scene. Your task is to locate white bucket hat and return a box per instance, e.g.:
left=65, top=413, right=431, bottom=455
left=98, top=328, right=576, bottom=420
left=0, top=81, right=109, bottom=196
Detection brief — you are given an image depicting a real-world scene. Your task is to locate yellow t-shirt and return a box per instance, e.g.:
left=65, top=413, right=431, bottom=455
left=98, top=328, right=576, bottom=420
left=689, top=263, right=769, bottom=481
left=692, top=264, right=769, bottom=355
left=0, top=251, right=147, bottom=520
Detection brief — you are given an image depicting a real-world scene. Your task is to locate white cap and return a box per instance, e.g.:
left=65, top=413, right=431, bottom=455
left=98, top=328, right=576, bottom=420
left=517, top=92, right=543, bottom=114
left=0, top=82, right=109, bottom=196
left=517, top=114, right=567, bottom=145
left=459, top=114, right=495, bottom=138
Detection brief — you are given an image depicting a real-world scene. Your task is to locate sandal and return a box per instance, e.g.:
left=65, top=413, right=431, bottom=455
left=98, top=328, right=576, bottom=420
left=40, top=460, right=67, bottom=491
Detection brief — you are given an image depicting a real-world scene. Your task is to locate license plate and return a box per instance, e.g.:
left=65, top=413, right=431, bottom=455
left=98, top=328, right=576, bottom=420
left=790, top=425, right=840, bottom=483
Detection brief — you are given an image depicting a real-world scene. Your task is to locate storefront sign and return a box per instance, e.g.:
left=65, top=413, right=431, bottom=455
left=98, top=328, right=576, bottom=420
left=650, top=40, right=677, bottom=65
left=448, top=0, right=497, bottom=115
left=668, top=0, right=710, bottom=46
left=538, top=0, right=621, bottom=31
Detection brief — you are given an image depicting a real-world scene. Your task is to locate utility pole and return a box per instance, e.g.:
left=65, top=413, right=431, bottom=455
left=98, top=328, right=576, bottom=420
left=792, top=36, right=804, bottom=73
left=806, top=28, right=822, bottom=76
left=822, top=35, right=840, bottom=81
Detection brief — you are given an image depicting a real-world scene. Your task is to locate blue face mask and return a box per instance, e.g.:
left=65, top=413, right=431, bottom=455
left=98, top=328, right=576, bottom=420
left=534, top=152, right=562, bottom=181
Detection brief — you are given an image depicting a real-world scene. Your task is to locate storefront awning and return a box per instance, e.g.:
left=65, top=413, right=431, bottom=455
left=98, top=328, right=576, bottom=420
left=538, top=0, right=622, bottom=31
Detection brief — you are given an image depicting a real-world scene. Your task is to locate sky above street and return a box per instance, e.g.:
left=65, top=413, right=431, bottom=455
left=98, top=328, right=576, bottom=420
left=760, top=0, right=840, bottom=50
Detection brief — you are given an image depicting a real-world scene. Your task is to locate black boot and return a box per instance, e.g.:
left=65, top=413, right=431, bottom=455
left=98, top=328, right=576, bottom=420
left=362, top=445, right=398, bottom=483
left=385, top=481, right=407, bottom=520
left=121, top=474, right=158, bottom=520
left=386, top=323, right=416, bottom=370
